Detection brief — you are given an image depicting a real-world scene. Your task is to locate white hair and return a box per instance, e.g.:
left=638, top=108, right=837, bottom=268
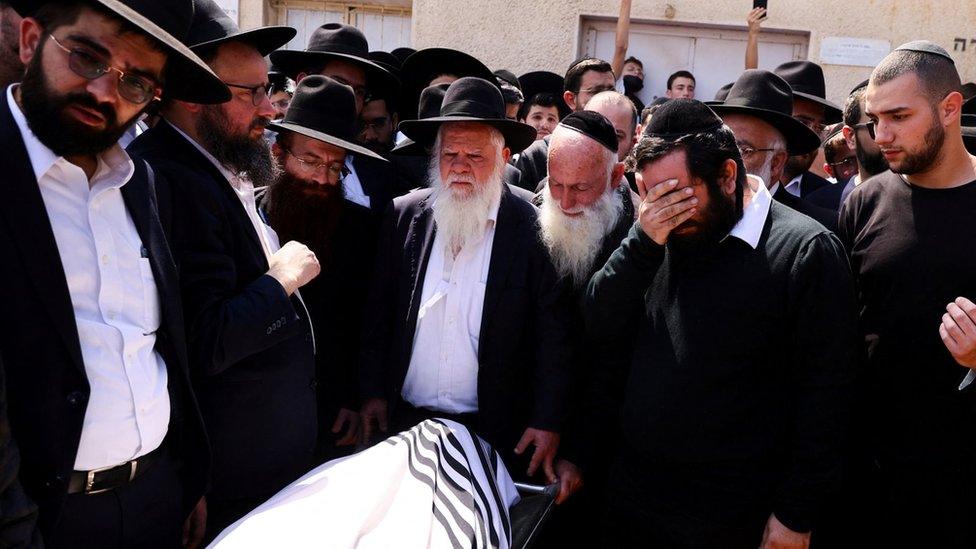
left=428, top=123, right=506, bottom=254
left=752, top=132, right=787, bottom=188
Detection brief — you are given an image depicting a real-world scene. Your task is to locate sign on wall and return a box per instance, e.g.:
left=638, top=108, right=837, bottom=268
left=820, top=37, right=890, bottom=67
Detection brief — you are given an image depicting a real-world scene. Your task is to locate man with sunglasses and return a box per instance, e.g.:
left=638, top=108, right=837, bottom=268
left=127, top=0, right=320, bottom=541
left=838, top=41, right=976, bottom=548
left=0, top=0, right=231, bottom=545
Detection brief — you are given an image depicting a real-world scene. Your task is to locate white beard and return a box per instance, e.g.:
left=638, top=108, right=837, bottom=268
left=429, top=156, right=505, bottom=255
left=539, top=184, right=625, bottom=287
left=753, top=157, right=774, bottom=189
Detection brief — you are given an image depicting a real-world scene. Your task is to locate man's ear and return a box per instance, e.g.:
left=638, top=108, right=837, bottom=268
left=610, top=162, right=625, bottom=188
left=501, top=146, right=511, bottom=163
left=721, top=158, right=738, bottom=196
left=296, top=72, right=308, bottom=84
left=19, top=17, right=43, bottom=66
left=562, top=90, right=576, bottom=112
left=823, top=163, right=835, bottom=178
left=940, top=90, right=963, bottom=127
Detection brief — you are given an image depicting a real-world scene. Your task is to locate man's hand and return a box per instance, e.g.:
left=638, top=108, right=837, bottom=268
left=514, top=428, right=561, bottom=483
left=332, top=408, right=361, bottom=446
left=267, top=241, right=320, bottom=295
left=360, top=398, right=388, bottom=444
left=940, top=297, right=976, bottom=368
left=635, top=175, right=697, bottom=245
left=747, top=7, right=767, bottom=34
left=182, top=497, right=207, bottom=549
left=759, top=514, right=809, bottom=549
left=553, top=459, right=583, bottom=505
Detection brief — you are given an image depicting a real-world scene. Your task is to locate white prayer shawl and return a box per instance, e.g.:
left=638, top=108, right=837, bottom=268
left=210, top=419, right=520, bottom=548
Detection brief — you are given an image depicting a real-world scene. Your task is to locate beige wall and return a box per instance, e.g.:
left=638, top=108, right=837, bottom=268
left=408, top=0, right=976, bottom=106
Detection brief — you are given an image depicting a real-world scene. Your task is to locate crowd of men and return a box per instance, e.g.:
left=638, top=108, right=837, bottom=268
left=0, top=0, right=974, bottom=547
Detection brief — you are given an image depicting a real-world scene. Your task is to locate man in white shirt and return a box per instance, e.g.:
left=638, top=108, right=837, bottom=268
left=0, top=0, right=230, bottom=546
left=359, top=77, right=574, bottom=485
left=127, top=0, right=320, bottom=539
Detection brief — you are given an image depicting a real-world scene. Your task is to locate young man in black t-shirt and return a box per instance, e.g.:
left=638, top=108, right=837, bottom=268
left=839, top=41, right=976, bottom=548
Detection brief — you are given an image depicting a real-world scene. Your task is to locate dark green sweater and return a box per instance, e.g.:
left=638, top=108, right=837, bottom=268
left=582, top=201, right=858, bottom=533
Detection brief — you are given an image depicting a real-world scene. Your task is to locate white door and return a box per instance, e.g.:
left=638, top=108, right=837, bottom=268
left=582, top=19, right=808, bottom=106
left=280, top=4, right=411, bottom=53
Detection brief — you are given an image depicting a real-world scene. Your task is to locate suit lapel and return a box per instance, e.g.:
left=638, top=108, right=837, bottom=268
left=478, top=189, right=521, bottom=346
left=405, top=196, right=436, bottom=338
left=0, top=96, right=86, bottom=375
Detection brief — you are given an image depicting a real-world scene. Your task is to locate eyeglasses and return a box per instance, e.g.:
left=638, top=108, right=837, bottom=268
left=828, top=156, right=858, bottom=177
left=737, top=145, right=777, bottom=159
left=282, top=147, right=349, bottom=182
left=853, top=121, right=876, bottom=140
left=49, top=34, right=160, bottom=104
left=225, top=82, right=271, bottom=106
left=271, top=97, right=291, bottom=111
left=328, top=74, right=370, bottom=102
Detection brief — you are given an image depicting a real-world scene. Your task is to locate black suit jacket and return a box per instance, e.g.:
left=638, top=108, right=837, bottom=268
left=0, top=100, right=209, bottom=538
left=129, top=121, right=317, bottom=502
left=351, top=153, right=398, bottom=215
left=359, top=186, right=573, bottom=452
left=796, top=170, right=831, bottom=198
left=514, top=137, right=550, bottom=193
left=774, top=184, right=839, bottom=232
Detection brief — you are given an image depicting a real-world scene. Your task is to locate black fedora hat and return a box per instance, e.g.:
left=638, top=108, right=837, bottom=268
left=269, top=23, right=398, bottom=91
left=518, top=70, right=570, bottom=119
left=398, top=77, right=537, bottom=154
left=710, top=69, right=821, bottom=155
left=494, top=69, right=521, bottom=91
left=187, top=0, right=294, bottom=57
left=390, top=47, right=415, bottom=66
left=369, top=51, right=402, bottom=78
left=774, top=61, right=842, bottom=123
left=399, top=47, right=496, bottom=120
left=11, top=0, right=230, bottom=104
left=390, top=83, right=450, bottom=156
left=268, top=75, right=386, bottom=162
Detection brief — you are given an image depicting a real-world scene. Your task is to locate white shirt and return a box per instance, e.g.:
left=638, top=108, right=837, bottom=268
left=402, top=197, right=501, bottom=413
left=783, top=174, right=803, bottom=197
left=342, top=156, right=371, bottom=209
left=8, top=85, right=170, bottom=470
left=724, top=174, right=773, bottom=249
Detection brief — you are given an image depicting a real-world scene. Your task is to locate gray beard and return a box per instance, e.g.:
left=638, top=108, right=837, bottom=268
left=429, top=155, right=505, bottom=255
left=539, top=185, right=625, bottom=287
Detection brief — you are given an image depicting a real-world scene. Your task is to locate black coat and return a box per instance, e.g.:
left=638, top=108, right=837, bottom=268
left=795, top=170, right=831, bottom=198
left=128, top=121, right=317, bottom=503
left=359, top=186, right=573, bottom=453
left=350, top=153, right=398, bottom=215
left=514, top=137, right=550, bottom=193
left=0, top=100, right=209, bottom=538
left=774, top=184, right=839, bottom=232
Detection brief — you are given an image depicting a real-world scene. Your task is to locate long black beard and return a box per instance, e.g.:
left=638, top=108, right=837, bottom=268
left=853, top=135, right=889, bottom=177
left=20, top=39, right=139, bottom=157
left=670, top=182, right=740, bottom=249
left=197, top=105, right=278, bottom=188
left=264, top=170, right=346, bottom=267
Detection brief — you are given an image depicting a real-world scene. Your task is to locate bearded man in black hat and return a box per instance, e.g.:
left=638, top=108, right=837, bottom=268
left=272, top=23, right=400, bottom=216
left=837, top=41, right=976, bottom=548
left=128, top=0, right=322, bottom=540
left=358, top=77, right=574, bottom=489
left=774, top=61, right=842, bottom=198
left=712, top=70, right=839, bottom=230
left=583, top=99, right=857, bottom=548
left=0, top=0, right=231, bottom=545
left=262, top=75, right=387, bottom=464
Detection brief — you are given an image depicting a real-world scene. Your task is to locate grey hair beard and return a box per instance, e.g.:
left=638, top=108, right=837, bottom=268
left=753, top=156, right=774, bottom=190
left=429, top=151, right=506, bottom=255
left=539, top=184, right=625, bottom=287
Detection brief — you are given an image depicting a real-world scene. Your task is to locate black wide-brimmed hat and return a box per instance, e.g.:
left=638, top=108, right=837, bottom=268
left=398, top=77, right=537, bottom=154
left=390, top=47, right=416, bottom=66
left=774, top=61, right=842, bottom=123
left=187, top=0, right=294, bottom=56
left=710, top=69, right=821, bottom=155
left=369, top=51, right=402, bottom=78
left=390, top=83, right=450, bottom=156
left=399, top=47, right=496, bottom=120
left=518, top=70, right=570, bottom=119
left=268, top=75, right=386, bottom=162
left=10, top=0, right=230, bottom=103
left=269, top=23, right=398, bottom=91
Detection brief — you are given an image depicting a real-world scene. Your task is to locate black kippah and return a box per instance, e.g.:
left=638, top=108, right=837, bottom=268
left=850, top=79, right=869, bottom=94
left=557, top=111, right=618, bottom=153
left=894, top=40, right=954, bottom=64
left=644, top=98, right=723, bottom=141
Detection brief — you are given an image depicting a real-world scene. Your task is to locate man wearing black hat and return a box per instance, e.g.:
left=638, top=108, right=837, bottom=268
left=0, top=0, right=231, bottom=545
left=128, top=0, right=318, bottom=539
left=712, top=70, right=839, bottom=230
left=774, top=61, right=842, bottom=199
left=359, top=77, right=573, bottom=486
left=262, top=75, right=388, bottom=464
left=272, top=23, right=400, bottom=216
left=583, top=99, right=856, bottom=548
left=494, top=69, right=523, bottom=121
left=517, top=71, right=568, bottom=141
left=838, top=41, right=976, bottom=548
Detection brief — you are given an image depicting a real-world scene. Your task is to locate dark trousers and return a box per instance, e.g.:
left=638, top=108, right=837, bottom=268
left=600, top=449, right=769, bottom=549
left=47, top=451, right=184, bottom=549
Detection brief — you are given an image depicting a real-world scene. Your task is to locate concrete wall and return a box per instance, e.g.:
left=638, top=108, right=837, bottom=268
left=409, top=0, right=976, bottom=105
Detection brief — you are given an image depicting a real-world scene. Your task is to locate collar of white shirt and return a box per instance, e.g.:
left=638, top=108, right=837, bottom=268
left=722, top=174, right=772, bottom=250
left=783, top=173, right=803, bottom=197
left=7, top=84, right=133, bottom=185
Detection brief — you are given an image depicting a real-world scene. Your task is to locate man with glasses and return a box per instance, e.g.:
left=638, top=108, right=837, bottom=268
left=358, top=89, right=398, bottom=156
left=128, top=0, right=319, bottom=540
left=838, top=41, right=976, bottom=548
left=773, top=61, right=843, bottom=199
left=0, top=0, right=231, bottom=545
